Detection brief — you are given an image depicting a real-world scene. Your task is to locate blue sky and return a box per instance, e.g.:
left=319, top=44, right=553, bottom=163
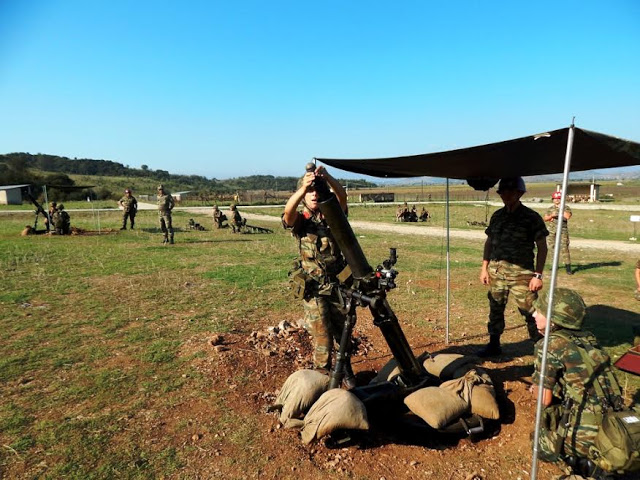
left=1, top=0, right=639, bottom=179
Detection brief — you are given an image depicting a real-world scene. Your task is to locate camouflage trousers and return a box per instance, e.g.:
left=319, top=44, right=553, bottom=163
left=537, top=405, right=600, bottom=463
left=159, top=213, right=173, bottom=237
left=302, top=294, right=347, bottom=370
left=487, top=260, right=537, bottom=337
left=122, top=210, right=135, bottom=229
left=547, top=233, right=571, bottom=265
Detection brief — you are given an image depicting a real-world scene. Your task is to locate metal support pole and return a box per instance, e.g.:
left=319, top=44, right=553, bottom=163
left=530, top=123, right=576, bottom=480
left=445, top=178, right=450, bottom=345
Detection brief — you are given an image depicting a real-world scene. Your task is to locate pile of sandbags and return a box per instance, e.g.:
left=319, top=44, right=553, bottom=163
left=404, top=353, right=500, bottom=429
left=270, top=369, right=370, bottom=443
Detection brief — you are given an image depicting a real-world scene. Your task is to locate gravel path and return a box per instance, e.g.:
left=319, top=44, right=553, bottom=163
left=176, top=206, right=640, bottom=254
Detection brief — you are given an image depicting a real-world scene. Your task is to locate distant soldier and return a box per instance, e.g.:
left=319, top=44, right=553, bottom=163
left=157, top=185, right=175, bottom=244
left=419, top=207, right=430, bottom=222
left=544, top=191, right=573, bottom=274
left=212, top=205, right=227, bottom=229
left=229, top=204, right=243, bottom=233
left=44, top=201, right=57, bottom=231
left=118, top=188, right=138, bottom=230
left=52, top=203, right=71, bottom=235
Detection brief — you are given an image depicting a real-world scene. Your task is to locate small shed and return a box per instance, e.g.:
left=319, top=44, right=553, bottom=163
left=555, top=182, right=600, bottom=202
left=0, top=184, right=30, bottom=205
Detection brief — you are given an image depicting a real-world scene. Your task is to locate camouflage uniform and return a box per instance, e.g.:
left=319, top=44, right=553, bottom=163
left=485, top=204, right=548, bottom=337
left=284, top=206, right=349, bottom=369
left=213, top=207, right=226, bottom=228
left=546, top=203, right=572, bottom=265
left=52, top=206, right=71, bottom=235
left=229, top=206, right=243, bottom=233
left=119, top=194, right=137, bottom=229
left=533, top=330, right=622, bottom=462
left=157, top=190, right=175, bottom=243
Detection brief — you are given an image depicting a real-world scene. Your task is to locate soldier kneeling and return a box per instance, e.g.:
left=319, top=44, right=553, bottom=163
left=530, top=288, right=625, bottom=479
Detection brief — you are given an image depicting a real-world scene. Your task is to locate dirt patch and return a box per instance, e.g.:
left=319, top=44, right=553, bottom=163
left=166, top=314, right=567, bottom=480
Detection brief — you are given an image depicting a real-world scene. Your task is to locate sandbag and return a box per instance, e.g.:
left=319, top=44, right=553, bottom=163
left=272, top=369, right=329, bottom=427
left=404, top=386, right=468, bottom=429
left=300, top=389, right=369, bottom=444
left=370, top=357, right=400, bottom=384
left=440, top=369, right=485, bottom=405
left=423, top=353, right=478, bottom=380
left=470, top=384, right=500, bottom=420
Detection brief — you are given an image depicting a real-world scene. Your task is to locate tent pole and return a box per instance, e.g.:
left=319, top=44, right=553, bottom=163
left=530, top=122, right=576, bottom=480
left=445, top=178, right=450, bottom=345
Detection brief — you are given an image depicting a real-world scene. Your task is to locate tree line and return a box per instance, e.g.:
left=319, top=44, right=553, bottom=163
left=0, top=153, right=377, bottom=201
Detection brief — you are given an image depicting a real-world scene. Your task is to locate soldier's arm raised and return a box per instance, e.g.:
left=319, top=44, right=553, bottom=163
left=283, top=172, right=314, bottom=227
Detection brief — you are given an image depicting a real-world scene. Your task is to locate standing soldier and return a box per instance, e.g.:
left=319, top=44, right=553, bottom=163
left=118, top=188, right=138, bottom=230
left=157, top=185, right=175, bottom=244
left=544, top=191, right=573, bottom=274
left=478, top=177, right=548, bottom=357
left=282, top=165, right=356, bottom=389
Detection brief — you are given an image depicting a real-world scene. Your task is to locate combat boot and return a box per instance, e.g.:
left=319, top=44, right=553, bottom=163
left=169, top=234, right=174, bottom=245
left=342, top=360, right=357, bottom=390
left=162, top=236, right=169, bottom=245
left=477, top=335, right=502, bottom=357
left=566, top=264, right=573, bottom=275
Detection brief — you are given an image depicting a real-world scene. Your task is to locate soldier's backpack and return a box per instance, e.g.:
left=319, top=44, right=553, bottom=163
left=553, top=330, right=640, bottom=473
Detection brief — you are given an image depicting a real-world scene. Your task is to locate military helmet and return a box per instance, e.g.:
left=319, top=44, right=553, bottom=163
left=213, top=205, right=219, bottom=210
left=49, top=201, right=57, bottom=207
left=57, top=203, right=65, bottom=210
left=552, top=191, right=562, bottom=200
left=157, top=184, right=164, bottom=191
left=497, top=177, right=526, bottom=193
left=230, top=204, right=237, bottom=210
left=534, top=288, right=586, bottom=330
left=125, top=188, right=131, bottom=193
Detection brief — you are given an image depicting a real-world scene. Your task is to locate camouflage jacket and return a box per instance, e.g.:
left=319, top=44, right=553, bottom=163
left=230, top=210, right=242, bottom=226
left=157, top=194, right=175, bottom=214
left=533, top=329, right=621, bottom=413
left=546, top=204, right=571, bottom=236
left=284, top=206, right=347, bottom=285
left=52, top=210, right=70, bottom=228
left=485, top=203, right=548, bottom=270
left=119, top=196, right=138, bottom=213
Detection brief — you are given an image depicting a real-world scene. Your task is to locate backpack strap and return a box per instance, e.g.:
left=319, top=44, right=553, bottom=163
left=552, top=329, right=622, bottom=409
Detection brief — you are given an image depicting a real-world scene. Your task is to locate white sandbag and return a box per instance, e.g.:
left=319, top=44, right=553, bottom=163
left=300, top=389, right=369, bottom=444
left=404, top=386, right=468, bottom=429
left=272, top=369, right=329, bottom=426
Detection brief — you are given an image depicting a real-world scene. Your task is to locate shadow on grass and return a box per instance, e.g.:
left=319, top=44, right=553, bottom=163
left=570, top=261, right=622, bottom=274
left=585, top=304, right=640, bottom=348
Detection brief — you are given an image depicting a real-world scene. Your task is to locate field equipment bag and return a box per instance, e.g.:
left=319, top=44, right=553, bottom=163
left=591, top=409, right=640, bottom=473
left=553, top=330, right=640, bottom=473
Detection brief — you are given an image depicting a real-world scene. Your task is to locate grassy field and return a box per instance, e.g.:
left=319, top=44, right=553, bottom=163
left=1, top=207, right=639, bottom=479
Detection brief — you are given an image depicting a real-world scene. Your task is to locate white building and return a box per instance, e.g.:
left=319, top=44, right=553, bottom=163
left=0, top=184, right=30, bottom=205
